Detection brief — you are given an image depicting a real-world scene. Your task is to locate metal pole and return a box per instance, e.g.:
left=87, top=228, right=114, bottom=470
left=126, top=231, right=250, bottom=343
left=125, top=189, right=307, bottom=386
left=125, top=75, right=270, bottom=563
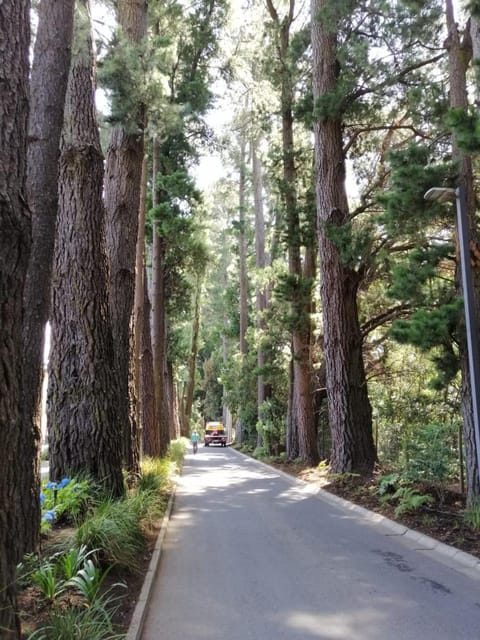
left=455, top=183, right=480, bottom=478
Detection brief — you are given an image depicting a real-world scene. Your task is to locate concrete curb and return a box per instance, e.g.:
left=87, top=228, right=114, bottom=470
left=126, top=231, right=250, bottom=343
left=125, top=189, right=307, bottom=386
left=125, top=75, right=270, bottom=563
left=125, top=483, right=177, bottom=640
left=230, top=447, right=480, bottom=577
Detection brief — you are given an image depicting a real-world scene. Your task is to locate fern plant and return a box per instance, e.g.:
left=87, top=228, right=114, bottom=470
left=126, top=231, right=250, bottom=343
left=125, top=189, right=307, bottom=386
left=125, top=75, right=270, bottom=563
left=376, top=473, right=401, bottom=497
left=392, top=487, right=433, bottom=517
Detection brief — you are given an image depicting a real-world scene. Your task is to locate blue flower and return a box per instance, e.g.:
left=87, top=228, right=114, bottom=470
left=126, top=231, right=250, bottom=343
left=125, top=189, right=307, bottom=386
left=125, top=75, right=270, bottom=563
left=45, top=481, right=57, bottom=490
left=58, top=478, right=71, bottom=489
left=43, top=510, right=55, bottom=523
left=40, top=493, right=45, bottom=506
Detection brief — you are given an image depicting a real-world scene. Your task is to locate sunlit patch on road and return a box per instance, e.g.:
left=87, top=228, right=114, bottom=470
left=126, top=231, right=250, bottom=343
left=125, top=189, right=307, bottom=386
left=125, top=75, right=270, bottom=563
left=275, top=482, right=320, bottom=503
left=284, top=609, right=386, bottom=637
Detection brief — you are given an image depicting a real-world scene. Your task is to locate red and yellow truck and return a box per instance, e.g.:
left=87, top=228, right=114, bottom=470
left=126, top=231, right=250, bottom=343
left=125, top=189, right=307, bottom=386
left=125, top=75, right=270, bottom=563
left=204, top=421, right=227, bottom=447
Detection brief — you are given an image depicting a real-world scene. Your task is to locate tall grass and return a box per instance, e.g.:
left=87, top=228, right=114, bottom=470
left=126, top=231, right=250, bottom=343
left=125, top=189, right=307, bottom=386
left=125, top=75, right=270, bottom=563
left=75, top=498, right=145, bottom=571
left=168, top=438, right=188, bottom=468
left=28, top=597, right=123, bottom=640
left=74, top=448, right=184, bottom=569
left=140, top=457, right=171, bottom=492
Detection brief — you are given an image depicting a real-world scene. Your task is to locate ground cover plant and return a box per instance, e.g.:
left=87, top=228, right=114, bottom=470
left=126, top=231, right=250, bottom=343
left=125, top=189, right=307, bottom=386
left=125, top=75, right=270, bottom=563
left=18, top=440, right=187, bottom=639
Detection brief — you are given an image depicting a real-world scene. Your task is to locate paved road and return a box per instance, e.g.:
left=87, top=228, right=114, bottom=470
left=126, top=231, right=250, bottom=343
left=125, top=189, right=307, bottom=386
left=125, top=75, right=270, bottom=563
left=141, top=447, right=480, bottom=640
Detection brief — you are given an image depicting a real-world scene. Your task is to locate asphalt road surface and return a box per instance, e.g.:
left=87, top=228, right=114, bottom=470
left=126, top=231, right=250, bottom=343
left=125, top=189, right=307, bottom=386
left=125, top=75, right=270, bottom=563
left=141, top=446, right=480, bottom=640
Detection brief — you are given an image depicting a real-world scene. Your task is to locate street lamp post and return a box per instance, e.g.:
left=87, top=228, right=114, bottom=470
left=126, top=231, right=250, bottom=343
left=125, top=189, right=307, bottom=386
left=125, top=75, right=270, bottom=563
left=424, top=185, right=480, bottom=481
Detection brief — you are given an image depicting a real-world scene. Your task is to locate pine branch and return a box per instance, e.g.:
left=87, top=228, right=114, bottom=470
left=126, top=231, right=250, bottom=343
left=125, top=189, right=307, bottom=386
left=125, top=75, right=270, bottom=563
left=361, top=304, right=412, bottom=337
left=344, top=124, right=432, bottom=156
left=345, top=53, right=445, bottom=108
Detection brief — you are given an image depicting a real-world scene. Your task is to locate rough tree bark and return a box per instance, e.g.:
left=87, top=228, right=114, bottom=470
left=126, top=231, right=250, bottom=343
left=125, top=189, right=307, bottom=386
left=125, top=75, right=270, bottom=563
left=311, top=0, right=375, bottom=474
left=151, top=137, right=171, bottom=456
left=266, top=0, right=318, bottom=465
left=104, top=0, right=147, bottom=473
left=470, top=11, right=480, bottom=101
left=239, top=138, right=249, bottom=358
left=0, top=1, right=30, bottom=634
left=184, top=277, right=202, bottom=432
left=47, top=0, right=124, bottom=496
left=252, top=139, right=268, bottom=449
left=141, top=265, right=159, bottom=457
left=234, top=138, right=249, bottom=444
left=168, top=362, right=180, bottom=439
left=21, top=0, right=75, bottom=557
left=134, top=154, right=148, bottom=459
left=446, top=0, right=480, bottom=504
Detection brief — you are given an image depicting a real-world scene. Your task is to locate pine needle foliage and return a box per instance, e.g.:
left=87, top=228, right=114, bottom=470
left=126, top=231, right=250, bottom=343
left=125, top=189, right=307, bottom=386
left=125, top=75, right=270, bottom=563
left=447, top=107, right=480, bottom=154
left=377, top=144, right=455, bottom=238
left=377, top=142, right=462, bottom=388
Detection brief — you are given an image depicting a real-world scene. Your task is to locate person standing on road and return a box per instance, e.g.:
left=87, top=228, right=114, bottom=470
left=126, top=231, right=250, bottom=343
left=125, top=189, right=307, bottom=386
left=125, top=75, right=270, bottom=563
left=191, top=429, right=200, bottom=454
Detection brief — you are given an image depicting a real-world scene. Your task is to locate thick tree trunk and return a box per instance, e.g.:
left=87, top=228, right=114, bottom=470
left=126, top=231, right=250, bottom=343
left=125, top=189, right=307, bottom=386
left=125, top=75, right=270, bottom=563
left=0, top=1, right=30, bottom=634
left=21, top=0, right=75, bottom=557
left=185, top=278, right=202, bottom=431
left=266, top=0, right=318, bottom=465
left=104, top=127, right=142, bottom=472
left=446, top=0, right=480, bottom=504
left=312, top=0, right=375, bottom=475
left=168, top=362, right=180, bottom=439
left=252, top=139, right=267, bottom=449
left=48, top=0, right=124, bottom=496
left=470, top=13, right=480, bottom=101
left=104, top=0, right=147, bottom=473
left=151, top=138, right=171, bottom=456
left=141, top=266, right=159, bottom=457
left=180, top=383, right=188, bottom=437
left=239, top=139, right=249, bottom=357
left=134, top=154, right=148, bottom=459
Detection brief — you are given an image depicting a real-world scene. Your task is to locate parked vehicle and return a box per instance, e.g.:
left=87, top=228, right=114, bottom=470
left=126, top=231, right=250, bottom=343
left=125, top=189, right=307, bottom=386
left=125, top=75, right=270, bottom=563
left=204, top=421, right=227, bottom=447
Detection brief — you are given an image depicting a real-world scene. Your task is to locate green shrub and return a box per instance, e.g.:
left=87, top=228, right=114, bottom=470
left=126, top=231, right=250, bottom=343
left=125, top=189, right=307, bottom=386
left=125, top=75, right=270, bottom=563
left=403, top=422, right=458, bottom=483
left=40, top=477, right=98, bottom=529
left=256, top=398, right=286, bottom=455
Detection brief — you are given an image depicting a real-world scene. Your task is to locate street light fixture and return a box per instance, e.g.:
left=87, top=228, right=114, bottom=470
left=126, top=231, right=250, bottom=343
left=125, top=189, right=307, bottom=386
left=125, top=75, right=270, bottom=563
left=424, top=185, right=480, bottom=479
